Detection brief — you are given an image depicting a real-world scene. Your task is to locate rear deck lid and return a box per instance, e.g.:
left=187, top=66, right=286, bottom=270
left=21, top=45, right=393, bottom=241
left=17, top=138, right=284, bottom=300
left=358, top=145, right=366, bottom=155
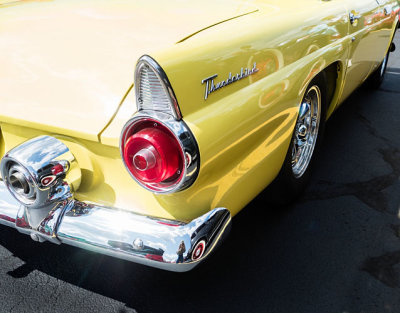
left=0, top=0, right=258, bottom=141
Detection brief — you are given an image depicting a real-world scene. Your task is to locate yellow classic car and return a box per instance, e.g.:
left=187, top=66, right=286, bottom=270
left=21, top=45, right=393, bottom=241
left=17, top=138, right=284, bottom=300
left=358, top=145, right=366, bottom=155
left=0, top=0, right=399, bottom=272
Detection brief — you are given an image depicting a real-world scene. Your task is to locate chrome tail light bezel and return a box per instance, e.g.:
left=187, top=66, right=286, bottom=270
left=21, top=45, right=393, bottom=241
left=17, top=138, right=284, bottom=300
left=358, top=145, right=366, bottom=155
left=120, top=111, right=200, bottom=194
left=123, top=55, right=200, bottom=193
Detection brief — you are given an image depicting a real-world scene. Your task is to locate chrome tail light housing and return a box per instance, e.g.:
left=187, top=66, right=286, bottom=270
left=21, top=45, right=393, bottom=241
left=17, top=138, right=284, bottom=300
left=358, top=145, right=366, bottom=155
left=120, top=111, right=199, bottom=193
left=121, top=55, right=199, bottom=193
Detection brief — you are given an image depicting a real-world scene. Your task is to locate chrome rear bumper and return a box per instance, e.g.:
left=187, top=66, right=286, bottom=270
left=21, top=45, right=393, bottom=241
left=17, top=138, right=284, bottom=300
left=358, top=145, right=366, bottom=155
left=0, top=181, right=231, bottom=272
left=0, top=135, right=230, bottom=272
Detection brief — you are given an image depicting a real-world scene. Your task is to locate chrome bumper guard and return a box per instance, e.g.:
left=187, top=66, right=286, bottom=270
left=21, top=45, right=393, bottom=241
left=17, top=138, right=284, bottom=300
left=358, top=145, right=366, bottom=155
left=0, top=136, right=231, bottom=272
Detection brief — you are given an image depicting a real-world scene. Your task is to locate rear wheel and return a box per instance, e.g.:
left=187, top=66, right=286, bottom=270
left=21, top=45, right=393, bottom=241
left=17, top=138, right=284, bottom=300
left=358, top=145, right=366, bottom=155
left=366, top=25, right=397, bottom=89
left=266, top=74, right=327, bottom=204
left=366, top=50, right=389, bottom=89
left=291, top=85, right=322, bottom=178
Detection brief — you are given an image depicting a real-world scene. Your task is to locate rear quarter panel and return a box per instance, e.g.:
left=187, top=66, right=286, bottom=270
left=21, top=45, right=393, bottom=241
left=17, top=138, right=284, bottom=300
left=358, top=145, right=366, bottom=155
left=146, top=0, right=351, bottom=217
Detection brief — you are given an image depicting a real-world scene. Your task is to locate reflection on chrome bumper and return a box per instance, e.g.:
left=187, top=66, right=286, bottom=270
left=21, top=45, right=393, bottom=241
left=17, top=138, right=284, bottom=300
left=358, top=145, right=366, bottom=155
left=0, top=135, right=230, bottom=272
left=0, top=181, right=231, bottom=272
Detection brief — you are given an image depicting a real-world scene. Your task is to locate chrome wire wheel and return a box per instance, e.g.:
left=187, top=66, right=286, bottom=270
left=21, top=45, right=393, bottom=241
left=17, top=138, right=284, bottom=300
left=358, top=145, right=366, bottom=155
left=291, top=85, right=322, bottom=178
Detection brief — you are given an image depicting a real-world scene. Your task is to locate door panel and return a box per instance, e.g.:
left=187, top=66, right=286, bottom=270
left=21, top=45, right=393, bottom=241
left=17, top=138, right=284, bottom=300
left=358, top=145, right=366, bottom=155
left=373, top=0, right=398, bottom=63
left=339, top=0, right=382, bottom=103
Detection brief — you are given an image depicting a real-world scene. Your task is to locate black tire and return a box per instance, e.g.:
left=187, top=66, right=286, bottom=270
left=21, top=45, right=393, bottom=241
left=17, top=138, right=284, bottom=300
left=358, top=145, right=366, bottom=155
left=265, top=73, right=327, bottom=205
left=365, top=23, right=398, bottom=89
left=365, top=50, right=390, bottom=89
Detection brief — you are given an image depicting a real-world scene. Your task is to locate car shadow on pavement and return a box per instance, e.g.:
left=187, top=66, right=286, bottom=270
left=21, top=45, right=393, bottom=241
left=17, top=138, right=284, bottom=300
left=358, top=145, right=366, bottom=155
left=0, top=196, right=291, bottom=312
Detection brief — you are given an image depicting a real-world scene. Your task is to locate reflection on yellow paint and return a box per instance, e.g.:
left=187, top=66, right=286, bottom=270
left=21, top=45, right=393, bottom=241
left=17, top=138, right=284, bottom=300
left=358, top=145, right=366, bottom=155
left=258, top=80, right=289, bottom=109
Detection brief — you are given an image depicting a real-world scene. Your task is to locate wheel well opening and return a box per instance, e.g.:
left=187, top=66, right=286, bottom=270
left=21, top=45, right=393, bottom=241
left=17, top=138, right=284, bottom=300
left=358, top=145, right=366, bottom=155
left=321, top=61, right=341, bottom=119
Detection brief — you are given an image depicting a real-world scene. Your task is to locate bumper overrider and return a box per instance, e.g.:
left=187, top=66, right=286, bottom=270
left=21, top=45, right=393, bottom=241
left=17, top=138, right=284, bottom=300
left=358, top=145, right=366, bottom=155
left=0, top=136, right=231, bottom=272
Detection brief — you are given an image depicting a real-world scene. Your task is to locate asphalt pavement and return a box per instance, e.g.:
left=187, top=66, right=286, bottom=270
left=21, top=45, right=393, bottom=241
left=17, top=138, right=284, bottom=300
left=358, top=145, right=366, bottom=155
left=1, top=30, right=400, bottom=313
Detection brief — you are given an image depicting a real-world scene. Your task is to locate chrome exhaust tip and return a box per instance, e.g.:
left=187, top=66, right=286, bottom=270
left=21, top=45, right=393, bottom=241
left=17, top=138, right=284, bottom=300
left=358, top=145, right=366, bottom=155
left=9, top=168, right=30, bottom=195
left=7, top=163, right=36, bottom=206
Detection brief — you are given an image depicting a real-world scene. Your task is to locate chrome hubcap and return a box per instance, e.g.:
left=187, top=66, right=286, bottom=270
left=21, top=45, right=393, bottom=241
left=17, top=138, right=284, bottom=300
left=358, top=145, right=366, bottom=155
left=291, top=85, right=321, bottom=178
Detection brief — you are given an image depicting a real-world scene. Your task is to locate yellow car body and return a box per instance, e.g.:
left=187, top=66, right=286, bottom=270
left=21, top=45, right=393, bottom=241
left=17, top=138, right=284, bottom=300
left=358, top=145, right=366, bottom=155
left=0, top=0, right=399, bottom=270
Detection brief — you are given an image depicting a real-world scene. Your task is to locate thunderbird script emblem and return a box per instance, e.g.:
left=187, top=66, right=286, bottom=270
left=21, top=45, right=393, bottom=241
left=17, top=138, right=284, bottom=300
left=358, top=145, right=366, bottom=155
left=201, top=63, right=259, bottom=100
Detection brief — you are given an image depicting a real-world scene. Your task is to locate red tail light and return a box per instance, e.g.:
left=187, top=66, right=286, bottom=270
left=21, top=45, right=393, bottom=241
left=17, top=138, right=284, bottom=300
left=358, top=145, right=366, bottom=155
left=121, top=118, right=185, bottom=192
left=145, top=254, right=164, bottom=262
